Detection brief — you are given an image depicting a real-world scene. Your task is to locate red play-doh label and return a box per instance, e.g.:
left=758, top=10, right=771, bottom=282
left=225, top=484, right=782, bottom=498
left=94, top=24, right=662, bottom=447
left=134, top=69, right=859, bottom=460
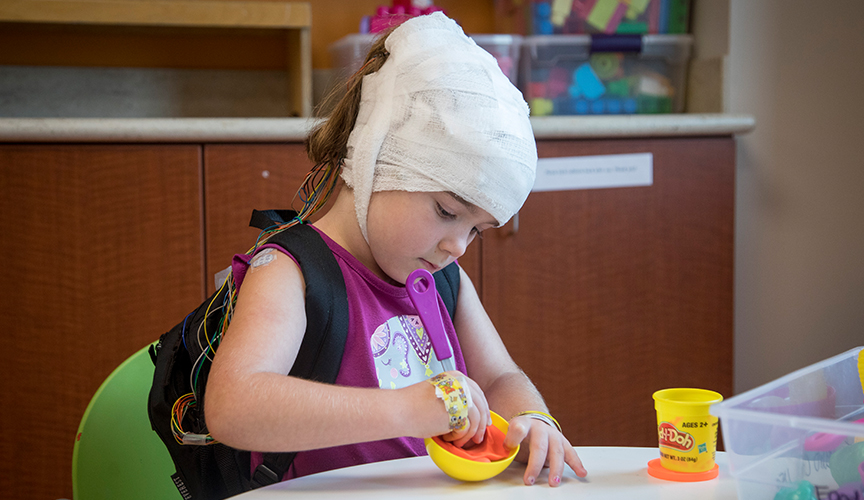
left=658, top=422, right=694, bottom=451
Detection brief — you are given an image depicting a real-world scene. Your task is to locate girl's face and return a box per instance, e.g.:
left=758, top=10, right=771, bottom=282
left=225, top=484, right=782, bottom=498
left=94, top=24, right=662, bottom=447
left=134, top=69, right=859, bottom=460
left=365, top=191, right=498, bottom=284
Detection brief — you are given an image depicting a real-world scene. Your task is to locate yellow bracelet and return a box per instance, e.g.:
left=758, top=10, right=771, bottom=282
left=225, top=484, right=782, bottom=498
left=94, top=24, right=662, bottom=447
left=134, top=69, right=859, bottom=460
left=428, top=373, right=472, bottom=431
left=513, top=410, right=562, bottom=434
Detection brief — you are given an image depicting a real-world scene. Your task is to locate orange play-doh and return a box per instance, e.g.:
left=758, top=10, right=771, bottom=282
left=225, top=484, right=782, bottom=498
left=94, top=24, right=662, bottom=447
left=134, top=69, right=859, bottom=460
left=425, top=411, right=519, bottom=481
left=431, top=424, right=510, bottom=463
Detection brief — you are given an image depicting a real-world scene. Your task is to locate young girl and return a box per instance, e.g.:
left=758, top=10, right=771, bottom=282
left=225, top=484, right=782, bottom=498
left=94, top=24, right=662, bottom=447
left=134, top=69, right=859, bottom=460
left=205, top=12, right=587, bottom=487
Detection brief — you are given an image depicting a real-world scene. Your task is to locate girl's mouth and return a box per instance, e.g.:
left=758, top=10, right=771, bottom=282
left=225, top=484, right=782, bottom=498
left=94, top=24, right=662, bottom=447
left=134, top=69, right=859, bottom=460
left=420, top=259, right=440, bottom=273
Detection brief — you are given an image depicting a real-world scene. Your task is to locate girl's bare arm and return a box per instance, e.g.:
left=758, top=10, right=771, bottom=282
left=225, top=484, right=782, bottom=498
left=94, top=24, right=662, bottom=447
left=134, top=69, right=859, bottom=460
left=205, top=254, right=450, bottom=452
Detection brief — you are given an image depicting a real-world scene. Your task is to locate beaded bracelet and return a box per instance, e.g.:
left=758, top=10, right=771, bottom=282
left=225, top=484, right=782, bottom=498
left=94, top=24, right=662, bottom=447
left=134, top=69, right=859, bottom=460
left=428, top=373, right=472, bottom=431
left=513, top=410, right=563, bottom=434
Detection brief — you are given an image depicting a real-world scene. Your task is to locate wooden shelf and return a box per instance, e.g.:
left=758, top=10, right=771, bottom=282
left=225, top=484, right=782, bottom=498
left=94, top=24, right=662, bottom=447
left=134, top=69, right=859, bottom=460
left=0, top=0, right=310, bottom=28
left=0, top=0, right=312, bottom=116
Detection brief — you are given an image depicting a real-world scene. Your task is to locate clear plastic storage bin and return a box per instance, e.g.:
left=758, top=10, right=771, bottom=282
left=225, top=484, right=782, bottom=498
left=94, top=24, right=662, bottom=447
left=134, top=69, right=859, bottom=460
left=329, top=33, right=522, bottom=86
left=328, top=33, right=377, bottom=82
left=467, top=34, right=522, bottom=85
left=520, top=34, right=691, bottom=116
left=711, top=347, right=864, bottom=500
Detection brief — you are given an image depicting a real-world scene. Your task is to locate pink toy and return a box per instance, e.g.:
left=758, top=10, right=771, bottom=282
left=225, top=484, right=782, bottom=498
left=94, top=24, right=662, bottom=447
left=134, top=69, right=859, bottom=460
left=803, top=417, right=864, bottom=452
left=604, top=2, right=628, bottom=34
left=529, top=82, right=547, bottom=99
left=546, top=66, right=570, bottom=98
left=368, top=1, right=444, bottom=33
left=571, top=0, right=596, bottom=18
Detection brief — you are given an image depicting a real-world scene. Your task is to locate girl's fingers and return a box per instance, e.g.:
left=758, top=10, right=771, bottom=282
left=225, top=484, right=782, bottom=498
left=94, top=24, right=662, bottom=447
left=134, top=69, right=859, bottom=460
left=451, top=406, right=482, bottom=447
left=545, top=440, right=567, bottom=487
left=503, top=417, right=530, bottom=450
left=510, top=418, right=588, bottom=485
left=455, top=375, right=490, bottom=446
left=437, top=372, right=490, bottom=446
left=523, top=428, right=548, bottom=485
left=565, top=446, right=588, bottom=478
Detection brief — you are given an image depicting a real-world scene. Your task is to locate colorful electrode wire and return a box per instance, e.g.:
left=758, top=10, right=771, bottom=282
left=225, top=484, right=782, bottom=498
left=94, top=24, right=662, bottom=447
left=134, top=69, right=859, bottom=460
left=170, top=160, right=342, bottom=446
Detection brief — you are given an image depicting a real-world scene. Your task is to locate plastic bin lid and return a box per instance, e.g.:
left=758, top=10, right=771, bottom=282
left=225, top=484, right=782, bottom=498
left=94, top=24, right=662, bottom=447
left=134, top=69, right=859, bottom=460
left=468, top=34, right=523, bottom=44
left=329, top=33, right=377, bottom=52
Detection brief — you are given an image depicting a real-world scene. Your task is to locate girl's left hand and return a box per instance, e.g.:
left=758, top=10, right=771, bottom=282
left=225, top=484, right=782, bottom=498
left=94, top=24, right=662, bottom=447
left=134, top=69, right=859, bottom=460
left=503, top=416, right=588, bottom=487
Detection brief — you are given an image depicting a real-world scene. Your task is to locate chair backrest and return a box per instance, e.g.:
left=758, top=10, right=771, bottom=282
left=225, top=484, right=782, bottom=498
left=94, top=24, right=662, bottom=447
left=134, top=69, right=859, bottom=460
left=72, top=344, right=180, bottom=500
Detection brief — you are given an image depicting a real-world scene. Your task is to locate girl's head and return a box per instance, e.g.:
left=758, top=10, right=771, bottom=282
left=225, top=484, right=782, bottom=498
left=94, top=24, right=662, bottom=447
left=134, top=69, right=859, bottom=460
left=308, top=12, right=536, bottom=242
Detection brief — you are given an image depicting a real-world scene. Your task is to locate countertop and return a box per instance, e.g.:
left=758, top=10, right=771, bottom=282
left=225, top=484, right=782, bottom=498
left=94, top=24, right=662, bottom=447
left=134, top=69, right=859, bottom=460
left=231, top=447, right=740, bottom=500
left=0, top=114, right=754, bottom=142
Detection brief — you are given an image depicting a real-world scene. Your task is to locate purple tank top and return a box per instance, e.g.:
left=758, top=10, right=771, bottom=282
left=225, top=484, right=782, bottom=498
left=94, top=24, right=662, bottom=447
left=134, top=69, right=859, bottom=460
left=237, top=226, right=466, bottom=480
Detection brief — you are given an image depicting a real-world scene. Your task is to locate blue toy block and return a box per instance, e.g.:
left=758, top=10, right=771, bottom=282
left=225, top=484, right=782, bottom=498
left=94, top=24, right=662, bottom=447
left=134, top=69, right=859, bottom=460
left=531, top=68, right=550, bottom=82
left=575, top=99, right=590, bottom=114
left=606, top=98, right=622, bottom=114
left=623, top=98, right=638, bottom=114
left=574, top=63, right=606, bottom=100
left=552, top=97, right=571, bottom=115
left=590, top=99, right=606, bottom=114
left=533, top=1, right=554, bottom=35
left=535, top=1, right=552, bottom=17
left=535, top=19, right=554, bottom=34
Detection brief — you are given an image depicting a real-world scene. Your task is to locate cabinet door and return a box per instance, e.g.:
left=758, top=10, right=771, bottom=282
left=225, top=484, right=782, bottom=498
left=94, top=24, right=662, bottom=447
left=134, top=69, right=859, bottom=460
left=481, top=137, right=735, bottom=447
left=204, top=144, right=318, bottom=294
left=0, top=145, right=203, bottom=500
left=203, top=144, right=480, bottom=294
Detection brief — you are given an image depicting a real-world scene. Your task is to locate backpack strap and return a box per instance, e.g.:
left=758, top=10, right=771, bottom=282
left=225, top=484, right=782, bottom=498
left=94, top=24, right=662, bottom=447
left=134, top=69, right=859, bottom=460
left=434, top=262, right=461, bottom=320
left=265, top=225, right=349, bottom=383
left=213, top=444, right=247, bottom=497
left=249, top=209, right=299, bottom=231
left=245, top=211, right=349, bottom=488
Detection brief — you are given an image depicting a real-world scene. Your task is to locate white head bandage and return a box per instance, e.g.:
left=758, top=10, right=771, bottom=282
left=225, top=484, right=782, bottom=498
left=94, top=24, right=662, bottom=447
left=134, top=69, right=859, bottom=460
left=341, top=12, right=537, bottom=240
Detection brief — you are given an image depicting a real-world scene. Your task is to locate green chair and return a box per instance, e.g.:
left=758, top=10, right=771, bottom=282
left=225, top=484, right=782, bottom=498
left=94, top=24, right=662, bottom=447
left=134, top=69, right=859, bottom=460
left=72, top=344, right=180, bottom=500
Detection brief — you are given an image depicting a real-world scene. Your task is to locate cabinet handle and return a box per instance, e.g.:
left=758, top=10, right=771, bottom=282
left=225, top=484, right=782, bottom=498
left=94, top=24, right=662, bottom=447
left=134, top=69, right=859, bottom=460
left=508, top=212, right=519, bottom=236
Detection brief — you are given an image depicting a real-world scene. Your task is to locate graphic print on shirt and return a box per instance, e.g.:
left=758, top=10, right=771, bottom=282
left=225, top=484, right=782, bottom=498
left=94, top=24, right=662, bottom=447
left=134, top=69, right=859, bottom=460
left=371, top=315, right=448, bottom=389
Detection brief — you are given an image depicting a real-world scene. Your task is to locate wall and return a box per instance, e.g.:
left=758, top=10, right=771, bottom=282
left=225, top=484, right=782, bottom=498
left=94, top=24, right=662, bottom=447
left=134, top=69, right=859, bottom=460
left=729, top=0, right=864, bottom=392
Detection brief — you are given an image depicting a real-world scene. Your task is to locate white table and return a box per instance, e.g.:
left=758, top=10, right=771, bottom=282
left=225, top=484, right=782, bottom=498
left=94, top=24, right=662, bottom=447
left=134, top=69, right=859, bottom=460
left=233, top=447, right=739, bottom=499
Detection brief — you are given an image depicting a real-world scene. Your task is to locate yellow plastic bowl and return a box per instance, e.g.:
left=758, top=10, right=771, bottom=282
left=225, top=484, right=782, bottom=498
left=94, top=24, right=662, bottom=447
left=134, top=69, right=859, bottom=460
left=424, top=411, right=520, bottom=481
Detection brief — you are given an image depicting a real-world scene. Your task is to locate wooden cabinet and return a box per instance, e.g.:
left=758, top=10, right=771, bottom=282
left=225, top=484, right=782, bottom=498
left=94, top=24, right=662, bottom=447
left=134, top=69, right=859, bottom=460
left=0, top=144, right=204, bottom=500
left=481, top=137, right=735, bottom=447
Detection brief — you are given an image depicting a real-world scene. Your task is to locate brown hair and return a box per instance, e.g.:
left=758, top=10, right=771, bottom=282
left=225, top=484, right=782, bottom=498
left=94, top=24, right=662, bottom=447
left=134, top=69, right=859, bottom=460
left=305, top=31, right=393, bottom=169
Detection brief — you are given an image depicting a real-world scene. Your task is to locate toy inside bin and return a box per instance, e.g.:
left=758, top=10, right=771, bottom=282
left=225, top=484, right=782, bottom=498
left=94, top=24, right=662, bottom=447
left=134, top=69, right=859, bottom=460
left=528, top=0, right=692, bottom=35
left=519, top=34, right=691, bottom=116
left=711, top=347, right=864, bottom=500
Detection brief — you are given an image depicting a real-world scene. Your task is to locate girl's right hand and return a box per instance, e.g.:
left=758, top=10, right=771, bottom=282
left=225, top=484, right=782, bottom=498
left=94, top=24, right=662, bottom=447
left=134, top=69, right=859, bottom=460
left=405, top=371, right=491, bottom=445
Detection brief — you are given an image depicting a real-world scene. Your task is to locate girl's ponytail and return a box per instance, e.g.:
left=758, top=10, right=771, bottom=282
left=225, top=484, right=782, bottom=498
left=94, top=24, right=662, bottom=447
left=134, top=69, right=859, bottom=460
left=306, top=33, right=392, bottom=169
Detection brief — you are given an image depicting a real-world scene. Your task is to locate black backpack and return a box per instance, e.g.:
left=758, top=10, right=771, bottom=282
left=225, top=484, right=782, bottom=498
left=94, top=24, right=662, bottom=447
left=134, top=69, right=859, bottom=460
left=148, top=209, right=461, bottom=500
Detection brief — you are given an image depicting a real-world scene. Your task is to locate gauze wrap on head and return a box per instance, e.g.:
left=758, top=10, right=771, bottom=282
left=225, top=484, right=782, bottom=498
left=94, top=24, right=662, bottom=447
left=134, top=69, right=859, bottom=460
left=341, top=12, right=537, bottom=240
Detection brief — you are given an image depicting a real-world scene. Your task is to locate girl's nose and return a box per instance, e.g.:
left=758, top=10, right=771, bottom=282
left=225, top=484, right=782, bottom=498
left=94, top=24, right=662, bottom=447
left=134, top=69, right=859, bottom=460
left=439, top=232, right=470, bottom=259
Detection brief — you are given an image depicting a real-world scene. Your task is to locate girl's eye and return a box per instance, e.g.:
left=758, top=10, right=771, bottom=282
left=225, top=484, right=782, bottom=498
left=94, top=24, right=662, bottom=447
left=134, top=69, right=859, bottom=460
left=436, top=203, right=456, bottom=219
